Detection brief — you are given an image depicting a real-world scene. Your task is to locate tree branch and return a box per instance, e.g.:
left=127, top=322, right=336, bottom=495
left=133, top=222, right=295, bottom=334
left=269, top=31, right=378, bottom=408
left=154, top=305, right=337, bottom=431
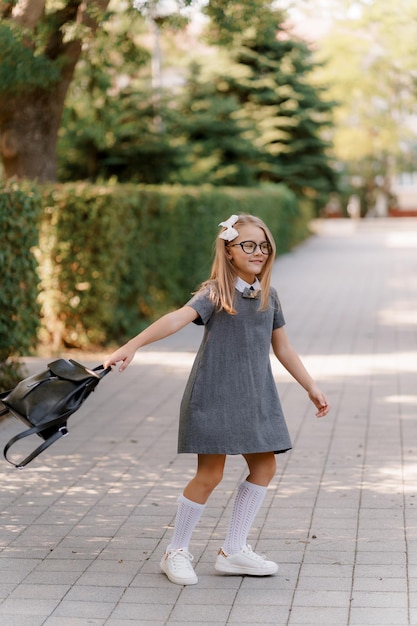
left=0, top=1, right=14, bottom=19
left=11, top=0, right=46, bottom=30
left=44, top=0, right=110, bottom=60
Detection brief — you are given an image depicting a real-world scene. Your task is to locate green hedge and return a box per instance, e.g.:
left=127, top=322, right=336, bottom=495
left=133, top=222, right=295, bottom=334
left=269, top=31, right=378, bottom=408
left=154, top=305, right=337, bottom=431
left=0, top=182, right=41, bottom=388
left=39, top=182, right=309, bottom=349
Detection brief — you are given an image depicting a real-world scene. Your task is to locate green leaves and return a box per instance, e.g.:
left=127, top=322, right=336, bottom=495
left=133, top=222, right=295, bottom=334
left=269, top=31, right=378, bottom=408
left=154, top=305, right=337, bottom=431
left=216, top=24, right=338, bottom=208
left=0, top=23, right=60, bottom=93
left=0, top=182, right=41, bottom=387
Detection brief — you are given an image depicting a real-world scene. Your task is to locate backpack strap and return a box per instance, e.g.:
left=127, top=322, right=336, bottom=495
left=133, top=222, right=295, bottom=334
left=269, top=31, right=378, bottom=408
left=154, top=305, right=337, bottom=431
left=4, top=425, right=69, bottom=469
left=3, top=409, right=72, bottom=468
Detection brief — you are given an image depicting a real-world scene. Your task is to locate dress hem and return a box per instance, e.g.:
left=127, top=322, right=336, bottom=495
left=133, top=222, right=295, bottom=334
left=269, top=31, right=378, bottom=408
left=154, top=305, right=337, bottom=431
left=177, top=447, right=292, bottom=456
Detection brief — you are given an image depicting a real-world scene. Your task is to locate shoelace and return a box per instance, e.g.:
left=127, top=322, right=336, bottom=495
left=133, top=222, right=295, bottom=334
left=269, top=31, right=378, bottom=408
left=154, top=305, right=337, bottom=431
left=242, top=545, right=267, bottom=561
left=166, top=548, right=194, bottom=568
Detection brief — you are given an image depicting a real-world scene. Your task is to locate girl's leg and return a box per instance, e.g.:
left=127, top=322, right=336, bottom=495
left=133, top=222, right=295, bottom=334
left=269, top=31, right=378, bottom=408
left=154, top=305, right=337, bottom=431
left=161, top=454, right=225, bottom=585
left=222, top=452, right=276, bottom=554
left=167, top=454, right=226, bottom=551
left=216, top=452, right=278, bottom=576
left=244, top=451, right=277, bottom=487
left=183, top=453, right=226, bottom=503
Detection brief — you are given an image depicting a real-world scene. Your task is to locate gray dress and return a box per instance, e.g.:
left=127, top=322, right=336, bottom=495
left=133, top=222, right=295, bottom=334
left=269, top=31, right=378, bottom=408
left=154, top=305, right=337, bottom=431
left=178, top=285, right=292, bottom=455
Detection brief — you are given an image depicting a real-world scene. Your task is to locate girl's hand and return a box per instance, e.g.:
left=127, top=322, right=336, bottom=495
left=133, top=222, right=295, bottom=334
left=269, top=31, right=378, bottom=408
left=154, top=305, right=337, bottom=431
left=308, top=386, right=330, bottom=418
left=104, top=342, right=136, bottom=372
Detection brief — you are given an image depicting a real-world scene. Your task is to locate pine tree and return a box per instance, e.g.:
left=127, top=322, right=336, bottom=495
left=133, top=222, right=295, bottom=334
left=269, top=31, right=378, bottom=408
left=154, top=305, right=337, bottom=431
left=169, top=62, right=260, bottom=186
left=57, top=12, right=185, bottom=184
left=219, top=19, right=338, bottom=206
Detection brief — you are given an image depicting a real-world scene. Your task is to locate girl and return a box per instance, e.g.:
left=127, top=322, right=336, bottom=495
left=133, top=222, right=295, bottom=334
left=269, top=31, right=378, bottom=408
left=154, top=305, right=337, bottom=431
left=104, top=214, right=329, bottom=586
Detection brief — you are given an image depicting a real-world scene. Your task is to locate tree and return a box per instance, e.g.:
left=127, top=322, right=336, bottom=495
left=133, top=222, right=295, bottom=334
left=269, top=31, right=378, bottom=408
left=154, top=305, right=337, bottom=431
left=168, top=62, right=261, bottom=186
left=59, top=85, right=186, bottom=183
left=59, top=2, right=338, bottom=202
left=0, top=0, right=194, bottom=182
left=58, top=1, right=197, bottom=183
left=57, top=3, right=267, bottom=185
left=203, top=0, right=281, bottom=47
left=59, top=58, right=259, bottom=186
left=57, top=6, right=176, bottom=183
left=216, top=13, right=338, bottom=206
left=290, top=0, right=417, bottom=212
left=1, top=0, right=338, bottom=193
left=0, top=0, right=111, bottom=181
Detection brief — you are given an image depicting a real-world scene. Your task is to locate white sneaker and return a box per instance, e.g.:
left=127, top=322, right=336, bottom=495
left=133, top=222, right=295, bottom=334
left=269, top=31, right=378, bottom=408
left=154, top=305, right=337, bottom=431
left=160, top=548, right=198, bottom=585
left=215, top=544, right=278, bottom=576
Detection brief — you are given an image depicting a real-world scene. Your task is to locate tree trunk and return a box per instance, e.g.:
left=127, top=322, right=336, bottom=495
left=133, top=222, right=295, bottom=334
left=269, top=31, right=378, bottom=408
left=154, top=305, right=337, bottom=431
left=1, top=94, right=58, bottom=182
left=0, top=38, right=82, bottom=182
left=0, top=0, right=110, bottom=182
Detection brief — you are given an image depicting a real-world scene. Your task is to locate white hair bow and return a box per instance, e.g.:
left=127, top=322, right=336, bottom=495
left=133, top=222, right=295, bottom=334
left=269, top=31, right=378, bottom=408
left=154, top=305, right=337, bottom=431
left=218, top=215, right=239, bottom=241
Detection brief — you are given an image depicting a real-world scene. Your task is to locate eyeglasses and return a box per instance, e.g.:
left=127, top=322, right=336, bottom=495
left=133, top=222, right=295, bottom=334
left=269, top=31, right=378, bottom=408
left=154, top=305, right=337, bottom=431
left=228, top=240, right=272, bottom=255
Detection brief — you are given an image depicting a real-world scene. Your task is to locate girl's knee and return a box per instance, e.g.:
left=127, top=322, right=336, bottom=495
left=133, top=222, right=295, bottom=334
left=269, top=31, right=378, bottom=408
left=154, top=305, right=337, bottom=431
left=197, top=465, right=224, bottom=491
left=245, top=453, right=277, bottom=485
left=199, top=458, right=225, bottom=491
left=259, top=457, right=276, bottom=483
left=183, top=467, right=223, bottom=503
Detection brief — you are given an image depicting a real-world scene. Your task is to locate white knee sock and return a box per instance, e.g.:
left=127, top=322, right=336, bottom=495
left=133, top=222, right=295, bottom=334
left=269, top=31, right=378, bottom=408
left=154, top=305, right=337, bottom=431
left=166, top=494, right=206, bottom=552
left=223, top=480, right=267, bottom=555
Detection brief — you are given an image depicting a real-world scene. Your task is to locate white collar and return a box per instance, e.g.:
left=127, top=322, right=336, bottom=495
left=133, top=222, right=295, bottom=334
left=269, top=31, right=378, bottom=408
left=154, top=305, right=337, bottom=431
left=235, top=277, right=261, bottom=293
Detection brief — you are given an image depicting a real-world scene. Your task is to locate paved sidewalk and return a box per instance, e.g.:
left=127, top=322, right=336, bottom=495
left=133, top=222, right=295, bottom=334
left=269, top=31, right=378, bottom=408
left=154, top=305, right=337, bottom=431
left=1, top=218, right=417, bottom=626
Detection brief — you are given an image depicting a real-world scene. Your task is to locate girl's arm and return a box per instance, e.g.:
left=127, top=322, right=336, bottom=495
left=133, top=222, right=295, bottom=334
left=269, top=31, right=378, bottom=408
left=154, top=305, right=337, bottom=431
left=104, top=305, right=199, bottom=372
left=271, top=326, right=330, bottom=418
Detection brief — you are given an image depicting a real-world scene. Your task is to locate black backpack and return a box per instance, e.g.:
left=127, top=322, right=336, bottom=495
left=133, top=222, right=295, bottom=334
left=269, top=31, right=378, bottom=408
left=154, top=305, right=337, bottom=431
left=0, top=359, right=111, bottom=468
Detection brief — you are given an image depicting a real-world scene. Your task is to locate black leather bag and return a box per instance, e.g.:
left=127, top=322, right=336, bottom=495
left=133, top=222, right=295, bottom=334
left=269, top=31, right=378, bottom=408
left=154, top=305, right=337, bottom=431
left=0, top=359, right=111, bottom=468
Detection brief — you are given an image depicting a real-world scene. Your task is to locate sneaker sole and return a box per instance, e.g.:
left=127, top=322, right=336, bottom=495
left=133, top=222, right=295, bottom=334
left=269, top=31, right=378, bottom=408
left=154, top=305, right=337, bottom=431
left=160, top=559, right=198, bottom=585
left=215, top=561, right=278, bottom=576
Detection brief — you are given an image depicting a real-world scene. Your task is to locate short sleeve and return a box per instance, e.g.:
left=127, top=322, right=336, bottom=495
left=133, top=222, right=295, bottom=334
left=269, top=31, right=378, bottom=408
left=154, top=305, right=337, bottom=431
left=186, top=287, right=216, bottom=325
left=271, top=287, right=285, bottom=329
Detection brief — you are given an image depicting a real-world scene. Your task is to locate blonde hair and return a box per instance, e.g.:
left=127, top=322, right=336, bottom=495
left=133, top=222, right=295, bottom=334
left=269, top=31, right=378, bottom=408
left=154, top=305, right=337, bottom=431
left=200, top=214, right=276, bottom=314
